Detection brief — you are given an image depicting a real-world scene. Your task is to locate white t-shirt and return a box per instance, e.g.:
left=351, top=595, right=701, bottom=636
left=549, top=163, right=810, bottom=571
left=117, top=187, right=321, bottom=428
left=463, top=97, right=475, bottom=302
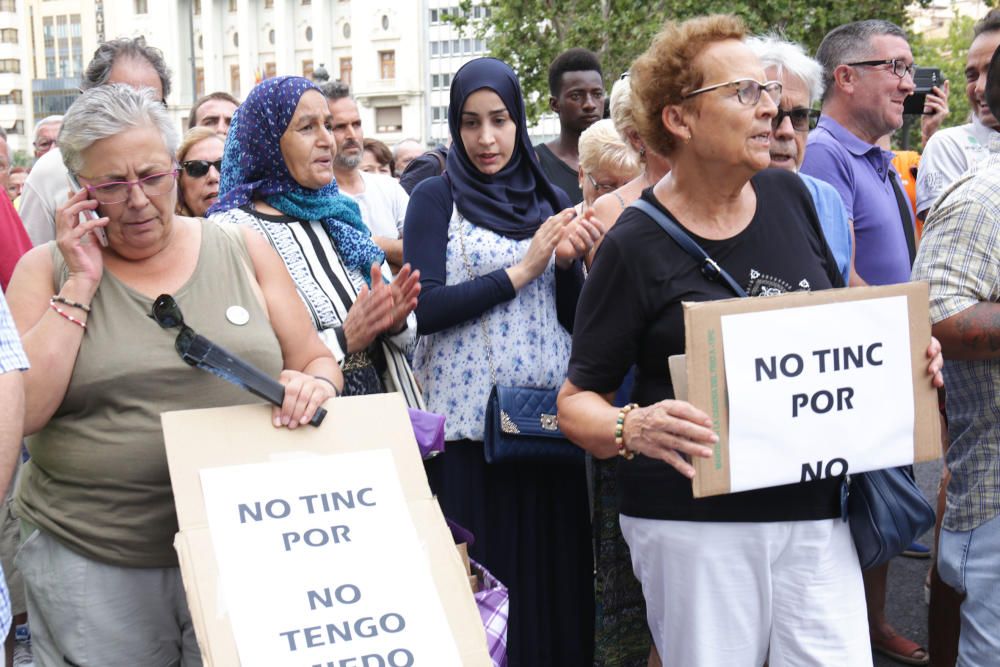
left=20, top=147, right=70, bottom=246
left=916, top=116, right=997, bottom=215
left=343, top=171, right=409, bottom=240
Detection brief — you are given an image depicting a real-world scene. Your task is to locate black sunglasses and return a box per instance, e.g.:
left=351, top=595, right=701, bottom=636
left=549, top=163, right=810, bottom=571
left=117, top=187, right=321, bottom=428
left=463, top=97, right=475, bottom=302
left=181, top=159, right=223, bottom=178
left=150, top=294, right=326, bottom=426
left=772, top=107, right=821, bottom=132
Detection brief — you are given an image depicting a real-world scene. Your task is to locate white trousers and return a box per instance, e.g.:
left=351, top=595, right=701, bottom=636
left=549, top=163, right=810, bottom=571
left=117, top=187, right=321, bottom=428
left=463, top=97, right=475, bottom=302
left=620, top=515, right=871, bottom=667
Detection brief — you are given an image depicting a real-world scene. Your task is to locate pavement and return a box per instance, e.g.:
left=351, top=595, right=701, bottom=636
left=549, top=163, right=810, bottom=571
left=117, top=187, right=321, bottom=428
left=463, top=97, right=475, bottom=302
left=872, top=459, right=943, bottom=667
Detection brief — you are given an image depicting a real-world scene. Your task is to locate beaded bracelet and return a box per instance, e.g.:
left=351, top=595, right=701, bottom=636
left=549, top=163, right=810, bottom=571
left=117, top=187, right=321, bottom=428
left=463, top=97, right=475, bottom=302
left=49, top=302, right=87, bottom=329
left=50, top=295, right=91, bottom=313
left=313, top=375, right=341, bottom=397
left=614, top=402, right=639, bottom=460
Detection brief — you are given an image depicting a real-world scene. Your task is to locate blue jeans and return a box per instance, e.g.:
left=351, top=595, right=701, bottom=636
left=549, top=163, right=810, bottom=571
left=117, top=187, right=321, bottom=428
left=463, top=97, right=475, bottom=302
left=938, top=512, right=1000, bottom=667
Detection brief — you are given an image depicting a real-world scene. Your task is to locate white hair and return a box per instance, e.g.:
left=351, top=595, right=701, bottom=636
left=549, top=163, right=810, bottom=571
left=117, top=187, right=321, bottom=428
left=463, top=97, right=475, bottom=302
left=579, top=119, right=640, bottom=177
left=34, top=115, right=63, bottom=138
left=59, top=84, right=178, bottom=175
left=747, top=33, right=825, bottom=105
left=609, top=75, right=636, bottom=144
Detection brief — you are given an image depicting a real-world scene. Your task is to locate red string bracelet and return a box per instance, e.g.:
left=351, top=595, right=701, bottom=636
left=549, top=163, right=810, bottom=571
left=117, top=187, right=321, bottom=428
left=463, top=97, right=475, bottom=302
left=49, top=302, right=87, bottom=329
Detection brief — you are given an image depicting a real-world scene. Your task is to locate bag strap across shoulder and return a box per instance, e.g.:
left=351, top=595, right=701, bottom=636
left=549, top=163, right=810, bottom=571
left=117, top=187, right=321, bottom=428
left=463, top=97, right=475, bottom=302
left=630, top=198, right=748, bottom=298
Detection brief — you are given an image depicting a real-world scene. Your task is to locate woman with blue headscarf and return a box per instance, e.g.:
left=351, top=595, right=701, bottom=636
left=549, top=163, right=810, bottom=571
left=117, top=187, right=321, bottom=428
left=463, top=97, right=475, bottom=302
left=403, top=58, right=602, bottom=666
left=209, top=77, right=423, bottom=405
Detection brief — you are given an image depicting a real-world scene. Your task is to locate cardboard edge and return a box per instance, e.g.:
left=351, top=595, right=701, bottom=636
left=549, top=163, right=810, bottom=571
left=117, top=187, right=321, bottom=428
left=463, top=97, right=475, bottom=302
left=907, top=282, right=943, bottom=463
left=684, top=304, right=731, bottom=498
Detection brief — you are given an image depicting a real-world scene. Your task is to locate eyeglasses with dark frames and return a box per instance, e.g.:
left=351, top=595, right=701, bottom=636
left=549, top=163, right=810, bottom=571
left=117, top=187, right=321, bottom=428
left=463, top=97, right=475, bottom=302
left=683, top=79, right=783, bottom=106
left=181, top=159, right=223, bottom=178
left=845, top=59, right=916, bottom=80
left=76, top=168, right=179, bottom=205
left=772, top=107, right=821, bottom=133
left=586, top=173, right=619, bottom=196
left=149, top=294, right=327, bottom=427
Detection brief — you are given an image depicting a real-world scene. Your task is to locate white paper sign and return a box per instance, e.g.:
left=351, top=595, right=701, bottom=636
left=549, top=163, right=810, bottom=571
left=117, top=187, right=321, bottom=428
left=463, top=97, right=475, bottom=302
left=199, top=450, right=463, bottom=667
left=720, top=295, right=914, bottom=493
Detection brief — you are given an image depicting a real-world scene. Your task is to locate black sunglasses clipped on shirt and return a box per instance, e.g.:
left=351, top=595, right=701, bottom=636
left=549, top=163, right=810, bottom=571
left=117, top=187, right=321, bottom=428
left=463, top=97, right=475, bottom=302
left=181, top=159, right=223, bottom=178
left=149, top=294, right=326, bottom=427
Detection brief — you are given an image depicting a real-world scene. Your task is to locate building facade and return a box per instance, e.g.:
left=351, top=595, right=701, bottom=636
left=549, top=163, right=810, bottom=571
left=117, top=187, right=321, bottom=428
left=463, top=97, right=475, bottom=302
left=6, top=0, right=560, bottom=158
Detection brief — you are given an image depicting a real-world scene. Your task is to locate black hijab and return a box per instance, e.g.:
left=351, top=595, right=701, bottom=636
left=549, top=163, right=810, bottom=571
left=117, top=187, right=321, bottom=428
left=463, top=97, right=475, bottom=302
left=446, top=58, right=566, bottom=240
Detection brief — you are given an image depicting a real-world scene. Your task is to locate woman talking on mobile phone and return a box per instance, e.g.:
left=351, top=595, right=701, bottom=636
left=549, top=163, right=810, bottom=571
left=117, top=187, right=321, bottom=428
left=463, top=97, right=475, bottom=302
left=4, top=84, right=341, bottom=666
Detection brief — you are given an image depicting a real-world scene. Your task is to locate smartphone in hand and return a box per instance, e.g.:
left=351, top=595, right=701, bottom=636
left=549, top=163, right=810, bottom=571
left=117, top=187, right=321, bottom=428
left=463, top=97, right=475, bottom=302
left=66, top=173, right=108, bottom=247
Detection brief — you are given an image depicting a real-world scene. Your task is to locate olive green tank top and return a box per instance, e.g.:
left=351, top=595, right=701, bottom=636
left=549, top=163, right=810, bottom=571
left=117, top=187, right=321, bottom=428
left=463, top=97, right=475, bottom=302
left=16, top=220, right=283, bottom=567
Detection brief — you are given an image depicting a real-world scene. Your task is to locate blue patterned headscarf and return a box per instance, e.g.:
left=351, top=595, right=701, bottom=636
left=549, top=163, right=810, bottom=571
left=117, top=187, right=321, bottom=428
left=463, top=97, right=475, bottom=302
left=208, top=76, right=384, bottom=280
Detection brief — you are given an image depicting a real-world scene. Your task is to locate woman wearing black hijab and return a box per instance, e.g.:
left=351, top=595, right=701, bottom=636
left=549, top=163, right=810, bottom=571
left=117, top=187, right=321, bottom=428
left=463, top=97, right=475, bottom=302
left=403, top=58, right=601, bottom=665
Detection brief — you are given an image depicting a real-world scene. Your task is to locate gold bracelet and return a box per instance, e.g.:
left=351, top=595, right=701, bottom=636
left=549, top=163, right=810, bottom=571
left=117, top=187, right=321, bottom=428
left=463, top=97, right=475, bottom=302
left=614, top=403, right=639, bottom=460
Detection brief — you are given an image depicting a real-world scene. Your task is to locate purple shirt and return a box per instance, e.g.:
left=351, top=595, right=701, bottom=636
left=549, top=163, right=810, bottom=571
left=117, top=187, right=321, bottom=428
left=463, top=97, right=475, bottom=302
left=801, top=116, right=915, bottom=286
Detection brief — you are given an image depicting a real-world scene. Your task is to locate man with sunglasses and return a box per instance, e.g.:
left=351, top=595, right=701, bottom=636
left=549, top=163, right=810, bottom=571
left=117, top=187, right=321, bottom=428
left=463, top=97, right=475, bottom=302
left=749, top=34, right=851, bottom=287
left=802, top=20, right=929, bottom=667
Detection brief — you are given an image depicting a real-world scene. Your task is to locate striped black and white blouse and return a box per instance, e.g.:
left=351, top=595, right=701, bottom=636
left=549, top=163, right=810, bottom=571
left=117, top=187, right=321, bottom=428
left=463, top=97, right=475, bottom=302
left=209, top=205, right=424, bottom=409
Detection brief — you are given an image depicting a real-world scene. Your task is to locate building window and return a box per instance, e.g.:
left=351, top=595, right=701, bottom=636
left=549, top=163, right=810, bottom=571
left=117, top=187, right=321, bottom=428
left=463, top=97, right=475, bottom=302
left=268, top=30, right=275, bottom=45
left=441, top=40, right=449, bottom=55
left=233, top=32, right=239, bottom=47
left=135, top=0, right=148, bottom=14
left=431, top=41, right=438, bottom=57
left=193, top=0, right=201, bottom=14
left=195, top=67, right=205, bottom=97
left=0, top=89, right=21, bottom=104
left=379, top=50, right=395, bottom=80
left=302, top=0, right=311, bottom=5
left=229, top=0, right=237, bottom=12
left=431, top=74, right=439, bottom=89
left=230, top=64, right=240, bottom=97
left=265, top=0, right=273, bottom=7
left=265, top=61, right=276, bottom=78
left=0, top=29, right=16, bottom=44
left=198, top=35, right=203, bottom=50
left=0, top=0, right=15, bottom=12
left=305, top=26, right=312, bottom=41
left=381, top=15, right=389, bottom=30
left=463, top=38, right=472, bottom=54
left=375, top=106, right=402, bottom=133
left=430, top=9, right=438, bottom=24
left=340, top=57, right=352, bottom=87
left=431, top=106, right=448, bottom=122
left=302, top=59, right=313, bottom=79
left=342, top=23, right=350, bottom=38
left=0, top=59, right=20, bottom=73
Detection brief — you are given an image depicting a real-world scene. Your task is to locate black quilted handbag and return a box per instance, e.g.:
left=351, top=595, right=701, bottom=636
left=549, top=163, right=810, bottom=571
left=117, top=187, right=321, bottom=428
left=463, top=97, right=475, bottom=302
left=484, top=385, right=583, bottom=464
left=844, top=467, right=935, bottom=570
left=454, top=214, right=582, bottom=465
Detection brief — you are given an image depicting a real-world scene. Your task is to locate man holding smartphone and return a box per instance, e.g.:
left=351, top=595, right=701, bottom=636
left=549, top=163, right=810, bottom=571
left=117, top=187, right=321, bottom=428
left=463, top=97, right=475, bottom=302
left=916, top=9, right=1000, bottom=220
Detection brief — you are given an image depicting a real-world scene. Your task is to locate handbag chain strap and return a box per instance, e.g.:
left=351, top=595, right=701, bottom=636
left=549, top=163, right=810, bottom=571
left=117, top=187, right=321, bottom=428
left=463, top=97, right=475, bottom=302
left=455, top=214, right=499, bottom=387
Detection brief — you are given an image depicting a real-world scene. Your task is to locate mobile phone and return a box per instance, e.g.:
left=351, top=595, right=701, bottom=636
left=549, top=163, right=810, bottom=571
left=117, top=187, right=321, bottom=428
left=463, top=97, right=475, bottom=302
left=66, top=173, right=108, bottom=247
left=903, top=67, right=943, bottom=116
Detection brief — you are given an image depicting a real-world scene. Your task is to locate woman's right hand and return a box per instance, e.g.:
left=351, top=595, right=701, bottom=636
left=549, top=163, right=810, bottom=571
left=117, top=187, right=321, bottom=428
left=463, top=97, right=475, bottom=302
left=56, top=188, right=108, bottom=289
left=623, top=400, right=718, bottom=478
left=342, top=263, right=394, bottom=353
left=507, top=208, right=575, bottom=290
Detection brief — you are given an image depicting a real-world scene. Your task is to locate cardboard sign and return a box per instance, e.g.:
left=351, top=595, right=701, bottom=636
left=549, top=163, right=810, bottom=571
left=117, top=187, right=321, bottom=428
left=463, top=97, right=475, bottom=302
left=163, top=394, right=491, bottom=666
left=683, top=283, right=941, bottom=498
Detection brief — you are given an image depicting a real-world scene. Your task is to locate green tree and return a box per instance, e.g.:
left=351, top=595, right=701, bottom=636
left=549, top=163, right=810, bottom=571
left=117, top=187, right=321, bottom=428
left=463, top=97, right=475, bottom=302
left=450, top=0, right=922, bottom=123
left=911, top=14, right=975, bottom=132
